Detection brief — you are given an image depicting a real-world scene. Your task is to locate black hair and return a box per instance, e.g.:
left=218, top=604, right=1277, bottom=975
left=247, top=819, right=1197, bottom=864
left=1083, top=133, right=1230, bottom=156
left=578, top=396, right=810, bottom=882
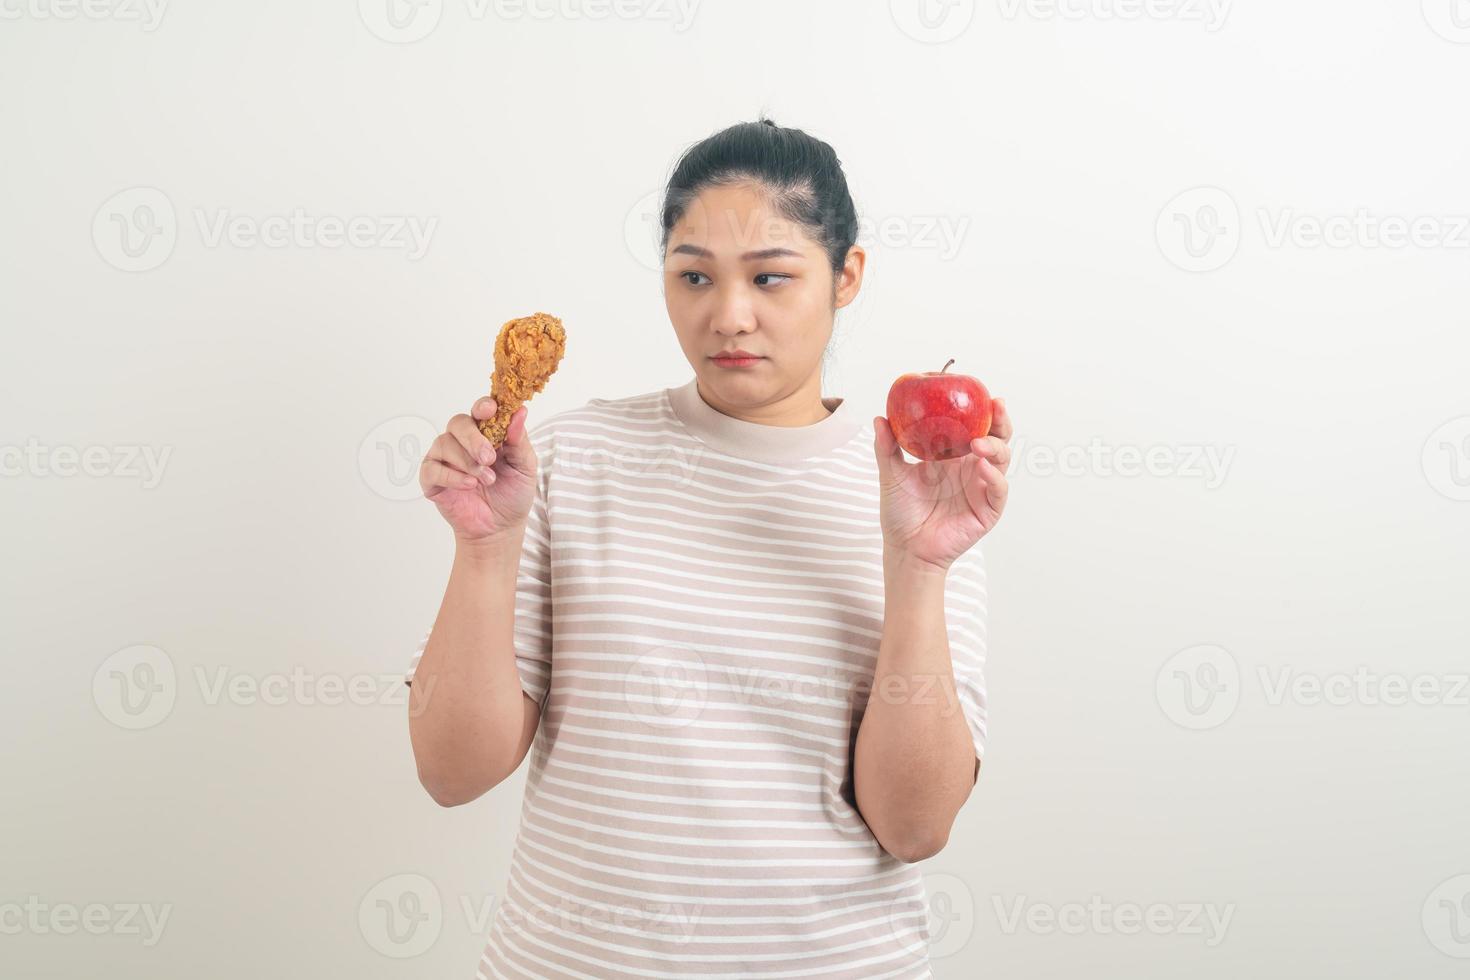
left=659, top=116, right=860, bottom=282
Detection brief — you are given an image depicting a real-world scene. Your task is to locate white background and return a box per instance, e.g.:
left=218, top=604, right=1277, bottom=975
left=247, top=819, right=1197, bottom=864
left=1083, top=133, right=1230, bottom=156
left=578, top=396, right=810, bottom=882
left=3, top=1, right=1469, bottom=977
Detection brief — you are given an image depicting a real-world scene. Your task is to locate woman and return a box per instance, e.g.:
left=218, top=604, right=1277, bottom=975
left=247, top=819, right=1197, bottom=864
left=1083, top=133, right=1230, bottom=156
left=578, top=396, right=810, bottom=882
left=407, top=118, right=1013, bottom=979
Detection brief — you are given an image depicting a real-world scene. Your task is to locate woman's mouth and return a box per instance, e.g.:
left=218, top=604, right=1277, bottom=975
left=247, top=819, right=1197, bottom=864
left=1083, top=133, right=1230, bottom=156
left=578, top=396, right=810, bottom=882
left=711, top=353, right=764, bottom=368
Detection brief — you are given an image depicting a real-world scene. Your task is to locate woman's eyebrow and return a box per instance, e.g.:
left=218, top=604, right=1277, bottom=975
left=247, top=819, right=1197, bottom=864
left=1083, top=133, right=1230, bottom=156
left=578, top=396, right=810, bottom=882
left=670, top=244, right=804, bottom=261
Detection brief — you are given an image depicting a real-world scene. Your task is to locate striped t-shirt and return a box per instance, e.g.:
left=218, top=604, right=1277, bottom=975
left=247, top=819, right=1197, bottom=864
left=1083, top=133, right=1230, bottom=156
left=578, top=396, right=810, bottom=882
left=407, top=375, right=989, bottom=980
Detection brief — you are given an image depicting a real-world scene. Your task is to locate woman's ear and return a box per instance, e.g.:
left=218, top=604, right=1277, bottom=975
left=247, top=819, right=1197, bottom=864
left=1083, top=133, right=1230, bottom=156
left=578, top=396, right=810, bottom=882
left=834, top=244, right=866, bottom=310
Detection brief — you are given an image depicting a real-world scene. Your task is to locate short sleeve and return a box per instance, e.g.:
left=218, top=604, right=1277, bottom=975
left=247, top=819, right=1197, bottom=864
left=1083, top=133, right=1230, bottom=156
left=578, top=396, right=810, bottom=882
left=405, top=423, right=556, bottom=709
left=943, top=544, right=989, bottom=774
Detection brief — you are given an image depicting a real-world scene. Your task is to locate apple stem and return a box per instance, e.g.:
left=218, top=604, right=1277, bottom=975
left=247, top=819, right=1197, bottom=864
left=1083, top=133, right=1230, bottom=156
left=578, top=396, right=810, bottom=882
left=941, top=358, right=955, bottom=374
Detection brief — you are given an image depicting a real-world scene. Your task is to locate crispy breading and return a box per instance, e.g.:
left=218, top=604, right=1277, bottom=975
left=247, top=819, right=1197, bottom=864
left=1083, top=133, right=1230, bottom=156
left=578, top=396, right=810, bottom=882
left=478, top=312, right=567, bottom=447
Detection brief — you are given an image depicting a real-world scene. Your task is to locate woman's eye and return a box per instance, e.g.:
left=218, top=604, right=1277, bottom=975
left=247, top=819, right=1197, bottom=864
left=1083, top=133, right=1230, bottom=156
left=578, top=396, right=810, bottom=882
left=681, top=271, right=710, bottom=286
left=754, top=273, right=790, bottom=287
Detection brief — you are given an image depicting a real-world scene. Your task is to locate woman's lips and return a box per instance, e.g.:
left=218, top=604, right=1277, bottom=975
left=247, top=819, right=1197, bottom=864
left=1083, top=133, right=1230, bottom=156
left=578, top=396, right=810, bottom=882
left=711, top=356, right=763, bottom=368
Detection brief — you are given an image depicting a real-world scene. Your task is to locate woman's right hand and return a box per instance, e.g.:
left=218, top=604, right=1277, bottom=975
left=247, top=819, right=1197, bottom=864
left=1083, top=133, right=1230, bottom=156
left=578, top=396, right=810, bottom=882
left=420, top=396, right=538, bottom=547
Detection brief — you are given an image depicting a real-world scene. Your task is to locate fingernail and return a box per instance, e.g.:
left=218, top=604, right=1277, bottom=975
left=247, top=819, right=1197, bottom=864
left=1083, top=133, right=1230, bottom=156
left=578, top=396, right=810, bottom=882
left=478, top=446, right=493, bottom=465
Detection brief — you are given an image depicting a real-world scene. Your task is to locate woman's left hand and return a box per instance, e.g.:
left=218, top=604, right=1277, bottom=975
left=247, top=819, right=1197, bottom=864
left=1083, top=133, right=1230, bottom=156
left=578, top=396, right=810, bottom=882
left=872, top=397, right=1012, bottom=572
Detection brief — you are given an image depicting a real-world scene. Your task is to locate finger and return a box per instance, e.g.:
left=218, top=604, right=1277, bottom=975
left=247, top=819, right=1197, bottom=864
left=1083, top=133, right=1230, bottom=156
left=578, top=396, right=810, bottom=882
left=989, top=397, right=1013, bottom=442
left=430, top=429, right=490, bottom=483
left=420, top=458, right=480, bottom=497
left=471, top=396, right=499, bottom=421
left=448, top=413, right=497, bottom=469
left=970, top=435, right=1011, bottom=472
left=977, top=456, right=1009, bottom=514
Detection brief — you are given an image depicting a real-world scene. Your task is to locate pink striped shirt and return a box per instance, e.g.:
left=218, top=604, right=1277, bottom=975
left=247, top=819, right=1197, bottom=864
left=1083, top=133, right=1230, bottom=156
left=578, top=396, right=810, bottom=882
left=408, top=376, right=989, bottom=979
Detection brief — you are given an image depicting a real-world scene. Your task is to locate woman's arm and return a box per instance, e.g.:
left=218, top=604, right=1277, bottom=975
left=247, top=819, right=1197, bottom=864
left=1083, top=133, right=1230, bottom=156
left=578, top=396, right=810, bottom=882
left=408, top=530, right=540, bottom=807
left=853, top=552, right=977, bottom=862
left=860, top=398, right=1012, bottom=861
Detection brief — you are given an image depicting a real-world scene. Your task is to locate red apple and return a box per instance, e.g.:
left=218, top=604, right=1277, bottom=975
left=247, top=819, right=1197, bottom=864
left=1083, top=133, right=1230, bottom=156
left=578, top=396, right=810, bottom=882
left=885, top=359, right=992, bottom=461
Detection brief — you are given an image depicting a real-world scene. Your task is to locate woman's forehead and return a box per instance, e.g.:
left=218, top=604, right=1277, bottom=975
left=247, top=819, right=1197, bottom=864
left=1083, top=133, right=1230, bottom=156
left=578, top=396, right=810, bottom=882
left=670, top=190, right=818, bottom=256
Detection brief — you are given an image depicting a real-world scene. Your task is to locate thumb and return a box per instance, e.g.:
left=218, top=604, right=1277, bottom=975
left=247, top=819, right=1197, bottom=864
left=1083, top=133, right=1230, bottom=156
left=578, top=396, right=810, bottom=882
left=872, top=416, right=905, bottom=489
left=496, top=406, right=537, bottom=476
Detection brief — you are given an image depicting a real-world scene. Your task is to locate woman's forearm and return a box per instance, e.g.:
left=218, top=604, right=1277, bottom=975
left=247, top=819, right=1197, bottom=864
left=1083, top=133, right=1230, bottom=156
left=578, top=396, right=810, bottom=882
left=853, top=552, right=977, bottom=862
left=408, top=526, right=537, bottom=806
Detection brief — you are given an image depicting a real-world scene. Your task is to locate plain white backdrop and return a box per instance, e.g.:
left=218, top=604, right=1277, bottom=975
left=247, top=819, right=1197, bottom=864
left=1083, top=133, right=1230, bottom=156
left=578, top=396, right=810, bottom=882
left=3, top=1, right=1469, bottom=977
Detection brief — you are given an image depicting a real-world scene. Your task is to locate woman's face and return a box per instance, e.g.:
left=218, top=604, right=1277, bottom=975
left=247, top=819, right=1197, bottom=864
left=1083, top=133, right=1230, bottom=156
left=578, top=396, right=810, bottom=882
left=662, top=181, right=864, bottom=420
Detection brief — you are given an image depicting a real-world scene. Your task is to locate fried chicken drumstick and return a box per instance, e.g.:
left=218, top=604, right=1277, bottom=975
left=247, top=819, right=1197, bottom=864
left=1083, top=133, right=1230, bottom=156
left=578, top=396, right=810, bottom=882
left=478, top=312, right=568, bottom=447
